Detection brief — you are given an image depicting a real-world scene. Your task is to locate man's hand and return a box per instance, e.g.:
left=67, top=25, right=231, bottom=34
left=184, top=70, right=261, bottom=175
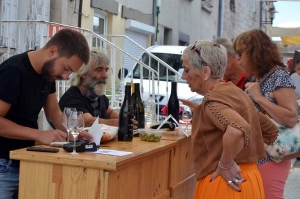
left=133, top=119, right=138, bottom=130
left=36, top=130, right=67, bottom=144
left=77, top=130, right=93, bottom=142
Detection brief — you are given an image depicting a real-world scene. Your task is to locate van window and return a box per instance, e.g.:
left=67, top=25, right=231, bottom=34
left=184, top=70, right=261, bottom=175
left=132, top=53, right=186, bottom=83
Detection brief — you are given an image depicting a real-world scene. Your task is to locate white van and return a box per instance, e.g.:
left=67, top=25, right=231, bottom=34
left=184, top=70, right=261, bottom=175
left=121, top=45, right=203, bottom=117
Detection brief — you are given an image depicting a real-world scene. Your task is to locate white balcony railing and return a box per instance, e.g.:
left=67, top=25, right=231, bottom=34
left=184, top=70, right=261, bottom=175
left=0, top=20, right=181, bottom=122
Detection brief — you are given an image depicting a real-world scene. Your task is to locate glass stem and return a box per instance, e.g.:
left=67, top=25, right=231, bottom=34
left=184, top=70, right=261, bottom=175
left=186, top=122, right=188, bottom=132
left=66, top=130, right=69, bottom=142
left=73, top=136, right=76, bottom=154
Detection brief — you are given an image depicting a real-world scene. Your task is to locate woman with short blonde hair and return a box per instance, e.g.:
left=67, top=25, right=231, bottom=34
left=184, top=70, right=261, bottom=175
left=181, top=40, right=278, bottom=198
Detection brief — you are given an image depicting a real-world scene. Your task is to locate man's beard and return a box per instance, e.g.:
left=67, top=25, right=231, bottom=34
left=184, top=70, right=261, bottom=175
left=83, top=75, right=106, bottom=96
left=42, top=58, right=63, bottom=82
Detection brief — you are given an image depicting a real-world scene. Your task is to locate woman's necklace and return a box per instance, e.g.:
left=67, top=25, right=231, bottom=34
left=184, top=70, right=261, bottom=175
left=208, top=79, right=224, bottom=91
left=203, top=79, right=225, bottom=102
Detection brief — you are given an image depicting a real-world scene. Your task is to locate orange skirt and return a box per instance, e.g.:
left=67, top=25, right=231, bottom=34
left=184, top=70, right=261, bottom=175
left=193, top=163, right=265, bottom=199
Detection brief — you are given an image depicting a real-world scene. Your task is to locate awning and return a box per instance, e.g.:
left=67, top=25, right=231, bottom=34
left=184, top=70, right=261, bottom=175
left=268, top=26, right=300, bottom=45
left=268, top=26, right=300, bottom=37
left=281, top=36, right=300, bottom=45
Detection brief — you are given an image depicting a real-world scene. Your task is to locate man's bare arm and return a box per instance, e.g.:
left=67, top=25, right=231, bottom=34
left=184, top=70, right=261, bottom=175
left=0, top=99, right=67, bottom=143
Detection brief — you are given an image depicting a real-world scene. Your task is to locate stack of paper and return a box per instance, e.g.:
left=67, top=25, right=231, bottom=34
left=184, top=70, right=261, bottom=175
left=92, top=149, right=132, bottom=156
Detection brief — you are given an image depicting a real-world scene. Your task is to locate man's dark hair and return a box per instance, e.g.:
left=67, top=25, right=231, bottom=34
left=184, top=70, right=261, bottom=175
left=44, top=28, right=90, bottom=64
left=296, top=59, right=300, bottom=65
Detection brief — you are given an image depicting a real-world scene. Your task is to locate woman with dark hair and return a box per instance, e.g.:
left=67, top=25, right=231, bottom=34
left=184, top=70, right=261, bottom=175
left=233, top=29, right=298, bottom=199
left=181, top=40, right=278, bottom=198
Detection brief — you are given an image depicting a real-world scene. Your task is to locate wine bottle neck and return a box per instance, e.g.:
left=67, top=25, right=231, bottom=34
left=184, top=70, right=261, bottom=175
left=125, top=85, right=131, bottom=98
left=131, top=83, right=135, bottom=93
left=135, top=84, right=141, bottom=97
left=171, top=82, right=177, bottom=95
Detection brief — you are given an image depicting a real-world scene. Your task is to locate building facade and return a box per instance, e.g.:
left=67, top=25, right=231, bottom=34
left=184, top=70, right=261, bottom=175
left=0, top=0, right=50, bottom=58
left=0, top=0, right=276, bottom=129
left=47, top=0, right=266, bottom=47
left=0, top=0, right=275, bottom=91
left=1, top=0, right=275, bottom=61
left=222, top=0, right=261, bottom=41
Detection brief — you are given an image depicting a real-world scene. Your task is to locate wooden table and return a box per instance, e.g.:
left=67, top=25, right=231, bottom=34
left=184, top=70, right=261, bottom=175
left=10, top=129, right=195, bottom=199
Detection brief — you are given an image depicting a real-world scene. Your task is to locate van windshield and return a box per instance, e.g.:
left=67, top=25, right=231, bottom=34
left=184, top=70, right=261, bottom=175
left=132, top=53, right=186, bottom=83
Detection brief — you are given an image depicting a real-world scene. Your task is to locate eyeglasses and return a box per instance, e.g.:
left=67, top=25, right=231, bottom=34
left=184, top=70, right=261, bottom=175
left=190, top=41, right=201, bottom=56
left=235, top=47, right=247, bottom=58
left=91, top=101, right=101, bottom=117
left=190, top=41, right=208, bottom=66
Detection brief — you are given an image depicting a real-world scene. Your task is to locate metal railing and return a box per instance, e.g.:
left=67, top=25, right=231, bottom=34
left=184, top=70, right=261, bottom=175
left=102, top=34, right=181, bottom=105
left=0, top=20, right=182, bottom=122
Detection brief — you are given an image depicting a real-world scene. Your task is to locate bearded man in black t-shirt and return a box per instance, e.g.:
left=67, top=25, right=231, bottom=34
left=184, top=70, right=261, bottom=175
left=59, top=50, right=119, bottom=127
left=0, top=29, right=93, bottom=198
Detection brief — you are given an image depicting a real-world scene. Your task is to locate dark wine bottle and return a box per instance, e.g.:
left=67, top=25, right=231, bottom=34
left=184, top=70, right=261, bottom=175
left=133, top=83, right=145, bottom=136
left=168, top=82, right=179, bottom=124
left=118, top=83, right=134, bottom=141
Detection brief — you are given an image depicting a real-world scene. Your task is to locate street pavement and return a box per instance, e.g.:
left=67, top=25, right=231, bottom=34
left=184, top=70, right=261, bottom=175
left=284, top=159, right=300, bottom=199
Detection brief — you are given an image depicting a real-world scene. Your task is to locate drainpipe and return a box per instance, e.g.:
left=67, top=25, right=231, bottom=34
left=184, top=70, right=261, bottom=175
left=259, top=1, right=263, bottom=29
left=151, top=0, right=157, bottom=46
left=217, top=0, right=223, bottom=37
left=78, top=0, right=83, bottom=27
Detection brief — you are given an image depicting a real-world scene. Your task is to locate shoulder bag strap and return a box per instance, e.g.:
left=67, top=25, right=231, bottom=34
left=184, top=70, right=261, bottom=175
left=258, top=66, right=281, bottom=85
left=257, top=66, right=282, bottom=116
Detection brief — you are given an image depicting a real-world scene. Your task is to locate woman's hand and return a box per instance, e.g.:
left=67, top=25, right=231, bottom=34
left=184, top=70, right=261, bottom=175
left=210, top=161, right=246, bottom=192
left=246, top=83, right=298, bottom=127
left=212, top=125, right=247, bottom=192
left=244, top=82, right=264, bottom=101
left=179, top=98, right=198, bottom=111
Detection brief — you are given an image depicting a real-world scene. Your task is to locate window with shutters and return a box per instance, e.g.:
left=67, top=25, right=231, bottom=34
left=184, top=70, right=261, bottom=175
left=133, top=52, right=185, bottom=83
left=202, top=0, right=213, bottom=13
left=93, top=13, right=107, bottom=48
left=124, top=30, right=147, bottom=70
left=230, top=0, right=235, bottom=13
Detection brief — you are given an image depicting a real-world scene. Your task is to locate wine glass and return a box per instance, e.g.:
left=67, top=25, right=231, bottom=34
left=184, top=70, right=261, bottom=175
left=182, top=106, right=192, bottom=132
left=68, top=111, right=85, bottom=155
left=62, top=107, right=76, bottom=142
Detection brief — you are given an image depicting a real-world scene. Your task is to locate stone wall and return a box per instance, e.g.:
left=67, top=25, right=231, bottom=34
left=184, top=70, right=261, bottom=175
left=50, top=0, right=79, bottom=27
left=222, top=0, right=260, bottom=41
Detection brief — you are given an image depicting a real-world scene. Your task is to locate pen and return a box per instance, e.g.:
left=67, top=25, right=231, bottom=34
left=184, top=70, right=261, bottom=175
left=47, top=119, right=56, bottom=130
